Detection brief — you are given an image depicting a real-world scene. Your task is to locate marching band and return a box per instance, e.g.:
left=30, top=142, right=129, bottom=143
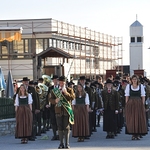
left=13, top=74, right=150, bottom=148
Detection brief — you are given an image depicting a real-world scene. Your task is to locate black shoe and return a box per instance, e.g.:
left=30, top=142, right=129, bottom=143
left=96, top=124, right=100, bottom=127
left=56, top=135, right=59, bottom=140
left=92, top=129, right=97, bottom=132
left=36, top=133, right=41, bottom=136
left=28, top=137, right=35, bottom=141
left=85, top=137, right=90, bottom=139
left=41, top=129, right=46, bottom=134
left=58, top=144, right=64, bottom=149
left=65, top=145, right=70, bottom=149
left=46, top=128, right=49, bottom=131
left=51, top=136, right=58, bottom=141
left=110, top=135, right=115, bottom=139
left=106, top=135, right=110, bottom=139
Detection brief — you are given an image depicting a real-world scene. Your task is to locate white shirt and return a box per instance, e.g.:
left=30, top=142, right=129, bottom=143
left=14, top=94, right=33, bottom=106
left=125, top=84, right=145, bottom=97
left=72, top=93, right=90, bottom=105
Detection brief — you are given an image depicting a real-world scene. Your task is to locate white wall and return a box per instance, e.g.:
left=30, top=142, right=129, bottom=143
left=0, top=59, right=33, bottom=80
left=130, top=43, right=143, bottom=75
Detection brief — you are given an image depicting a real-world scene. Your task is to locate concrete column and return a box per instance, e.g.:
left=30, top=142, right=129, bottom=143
left=31, top=39, right=37, bottom=81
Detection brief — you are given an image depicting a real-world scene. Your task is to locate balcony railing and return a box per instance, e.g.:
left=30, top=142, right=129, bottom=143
left=0, top=98, right=15, bottom=119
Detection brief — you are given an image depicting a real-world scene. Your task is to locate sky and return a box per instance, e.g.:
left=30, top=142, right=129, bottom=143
left=1, top=0, right=150, bottom=76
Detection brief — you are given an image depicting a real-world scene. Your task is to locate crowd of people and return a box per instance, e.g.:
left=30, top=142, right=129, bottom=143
left=13, top=73, right=150, bottom=149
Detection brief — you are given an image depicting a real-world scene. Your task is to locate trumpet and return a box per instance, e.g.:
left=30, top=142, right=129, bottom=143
left=42, top=74, right=52, bottom=87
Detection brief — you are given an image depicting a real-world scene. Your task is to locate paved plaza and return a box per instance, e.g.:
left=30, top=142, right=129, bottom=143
left=0, top=120, right=150, bottom=150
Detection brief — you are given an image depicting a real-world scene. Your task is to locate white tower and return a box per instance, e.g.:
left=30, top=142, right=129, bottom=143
left=129, top=18, right=143, bottom=75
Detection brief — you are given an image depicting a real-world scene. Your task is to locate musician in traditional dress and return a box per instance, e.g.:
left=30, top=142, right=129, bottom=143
left=49, top=76, right=75, bottom=149
left=47, top=75, right=59, bottom=140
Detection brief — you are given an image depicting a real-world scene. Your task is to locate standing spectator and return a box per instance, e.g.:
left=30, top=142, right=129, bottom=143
left=72, top=83, right=90, bottom=142
left=101, top=79, right=119, bottom=139
left=14, top=84, right=33, bottom=144
left=125, top=75, right=147, bottom=140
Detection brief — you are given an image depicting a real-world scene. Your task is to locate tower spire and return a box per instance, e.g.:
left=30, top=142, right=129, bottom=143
left=136, top=14, right=138, bottom=20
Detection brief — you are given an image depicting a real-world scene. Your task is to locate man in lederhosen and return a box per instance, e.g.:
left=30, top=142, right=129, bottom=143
left=49, top=76, right=75, bottom=149
left=47, top=75, right=59, bottom=140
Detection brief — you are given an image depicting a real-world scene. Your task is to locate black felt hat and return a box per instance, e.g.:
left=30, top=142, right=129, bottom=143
left=59, top=76, right=66, bottom=81
left=113, top=80, right=120, bottom=87
left=79, top=76, right=86, bottom=80
left=115, top=75, right=120, bottom=80
left=29, top=80, right=34, bottom=85
left=93, top=81, right=100, bottom=85
left=143, top=77, right=149, bottom=82
left=38, top=78, right=43, bottom=81
left=68, top=81, right=75, bottom=86
left=105, top=79, right=113, bottom=84
left=122, top=79, right=128, bottom=83
left=34, top=81, right=38, bottom=85
left=52, top=75, right=58, bottom=80
left=22, top=77, right=30, bottom=81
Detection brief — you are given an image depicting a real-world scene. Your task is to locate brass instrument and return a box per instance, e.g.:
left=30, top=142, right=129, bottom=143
left=35, top=85, right=42, bottom=95
left=38, top=83, right=48, bottom=110
left=42, top=74, right=52, bottom=87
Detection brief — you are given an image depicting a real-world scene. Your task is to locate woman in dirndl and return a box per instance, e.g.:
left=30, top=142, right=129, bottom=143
left=72, top=83, right=90, bottom=142
left=14, top=84, right=33, bottom=144
left=125, top=74, right=147, bottom=140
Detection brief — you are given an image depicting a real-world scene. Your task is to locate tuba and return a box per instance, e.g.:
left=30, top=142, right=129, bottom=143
left=35, top=85, right=42, bottom=95
left=38, top=83, right=48, bottom=110
left=42, top=74, right=52, bottom=87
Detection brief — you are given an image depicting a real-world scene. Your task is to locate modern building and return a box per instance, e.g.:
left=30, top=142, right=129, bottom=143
left=129, top=19, right=144, bottom=75
left=0, top=18, right=123, bottom=80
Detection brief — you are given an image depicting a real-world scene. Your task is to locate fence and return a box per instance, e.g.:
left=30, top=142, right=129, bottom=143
left=0, top=97, right=15, bottom=119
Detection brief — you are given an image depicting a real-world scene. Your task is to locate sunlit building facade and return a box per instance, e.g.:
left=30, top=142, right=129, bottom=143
left=0, top=18, right=123, bottom=80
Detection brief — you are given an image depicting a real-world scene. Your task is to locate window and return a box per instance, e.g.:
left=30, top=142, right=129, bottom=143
left=131, top=37, right=135, bottom=43
left=137, top=37, right=142, bottom=42
left=24, top=39, right=28, bottom=53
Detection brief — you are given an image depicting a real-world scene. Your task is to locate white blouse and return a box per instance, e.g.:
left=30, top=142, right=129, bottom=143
left=72, top=93, right=90, bottom=105
left=14, top=94, right=33, bottom=106
left=125, top=84, right=145, bottom=97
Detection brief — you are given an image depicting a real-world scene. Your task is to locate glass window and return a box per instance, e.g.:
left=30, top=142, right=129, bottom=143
left=0, top=41, right=8, bottom=58
left=43, top=39, right=49, bottom=50
left=131, top=37, right=135, bottom=43
left=36, top=39, right=43, bottom=54
left=24, top=39, right=28, bottom=53
left=86, top=59, right=90, bottom=68
left=137, top=37, right=142, bottom=42
left=49, top=39, right=53, bottom=47
left=13, top=40, right=24, bottom=54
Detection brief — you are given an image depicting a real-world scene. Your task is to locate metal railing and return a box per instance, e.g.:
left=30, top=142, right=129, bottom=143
left=0, top=98, right=15, bottom=119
